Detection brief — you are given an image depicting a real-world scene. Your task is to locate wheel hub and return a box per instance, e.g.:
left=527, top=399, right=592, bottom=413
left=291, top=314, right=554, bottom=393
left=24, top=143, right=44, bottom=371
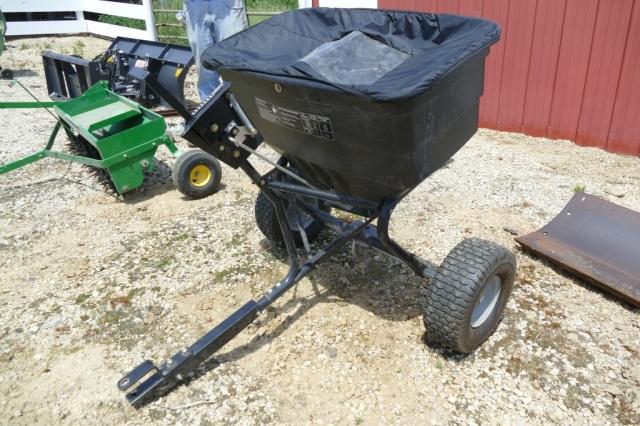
left=470, top=275, right=502, bottom=328
left=189, top=164, right=212, bottom=187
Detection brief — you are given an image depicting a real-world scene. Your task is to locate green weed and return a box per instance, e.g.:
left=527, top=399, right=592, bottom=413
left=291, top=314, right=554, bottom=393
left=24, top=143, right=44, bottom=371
left=72, top=40, right=86, bottom=57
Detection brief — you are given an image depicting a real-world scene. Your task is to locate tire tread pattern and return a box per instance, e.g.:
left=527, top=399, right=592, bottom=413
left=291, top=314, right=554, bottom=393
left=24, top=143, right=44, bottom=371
left=423, top=238, right=516, bottom=353
left=255, top=191, right=284, bottom=243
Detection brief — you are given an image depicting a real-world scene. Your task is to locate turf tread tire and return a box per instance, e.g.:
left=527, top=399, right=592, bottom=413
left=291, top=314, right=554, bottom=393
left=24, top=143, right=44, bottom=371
left=423, top=238, right=516, bottom=354
left=172, top=150, right=222, bottom=199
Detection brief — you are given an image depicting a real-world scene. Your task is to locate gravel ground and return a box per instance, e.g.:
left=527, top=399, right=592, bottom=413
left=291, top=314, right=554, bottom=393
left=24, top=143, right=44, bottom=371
left=1, top=36, right=639, bottom=425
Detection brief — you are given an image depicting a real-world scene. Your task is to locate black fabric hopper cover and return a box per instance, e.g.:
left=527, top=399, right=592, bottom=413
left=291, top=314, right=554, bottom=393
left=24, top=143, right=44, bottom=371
left=202, top=8, right=500, bottom=101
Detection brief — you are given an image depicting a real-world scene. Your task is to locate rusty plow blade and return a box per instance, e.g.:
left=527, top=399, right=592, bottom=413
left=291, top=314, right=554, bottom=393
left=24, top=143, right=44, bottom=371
left=516, top=192, right=640, bottom=308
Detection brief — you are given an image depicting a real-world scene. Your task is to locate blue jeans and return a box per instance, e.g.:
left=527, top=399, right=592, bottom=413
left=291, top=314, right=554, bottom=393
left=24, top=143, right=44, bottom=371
left=184, top=0, right=248, bottom=100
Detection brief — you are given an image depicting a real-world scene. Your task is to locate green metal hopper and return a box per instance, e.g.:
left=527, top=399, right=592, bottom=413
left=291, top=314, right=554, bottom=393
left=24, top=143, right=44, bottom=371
left=54, top=82, right=176, bottom=193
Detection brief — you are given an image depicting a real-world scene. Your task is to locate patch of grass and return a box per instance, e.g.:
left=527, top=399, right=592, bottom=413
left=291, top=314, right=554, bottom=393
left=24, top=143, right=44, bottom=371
left=246, top=0, right=297, bottom=10
left=209, top=252, right=265, bottom=284
left=71, top=40, right=85, bottom=57
left=155, top=254, right=175, bottom=269
left=75, top=293, right=90, bottom=305
left=97, top=14, right=145, bottom=30
left=333, top=210, right=360, bottom=222
left=573, top=184, right=586, bottom=192
left=98, top=303, right=155, bottom=350
left=101, top=309, right=126, bottom=325
left=19, top=42, right=29, bottom=50
left=211, top=263, right=252, bottom=282
left=230, top=232, right=246, bottom=247
left=152, top=0, right=295, bottom=44
left=175, top=232, right=189, bottom=241
left=28, top=297, right=45, bottom=309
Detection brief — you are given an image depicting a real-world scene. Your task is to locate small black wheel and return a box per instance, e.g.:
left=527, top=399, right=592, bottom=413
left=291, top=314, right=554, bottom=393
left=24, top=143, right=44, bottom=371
left=255, top=191, right=327, bottom=247
left=172, top=150, right=222, bottom=199
left=423, top=238, right=516, bottom=353
left=1, top=68, right=13, bottom=80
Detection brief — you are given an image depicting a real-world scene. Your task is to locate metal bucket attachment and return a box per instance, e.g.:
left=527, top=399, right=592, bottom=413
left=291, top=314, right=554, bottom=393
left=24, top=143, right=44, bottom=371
left=42, top=51, right=107, bottom=100
left=42, top=37, right=194, bottom=108
left=107, top=37, right=194, bottom=107
left=517, top=192, right=640, bottom=307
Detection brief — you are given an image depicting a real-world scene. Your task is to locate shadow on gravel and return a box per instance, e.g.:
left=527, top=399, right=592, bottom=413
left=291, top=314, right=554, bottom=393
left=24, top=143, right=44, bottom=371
left=516, top=246, right=640, bottom=312
left=121, top=162, right=228, bottom=205
left=204, top=232, right=438, bottom=367
left=6, top=69, right=39, bottom=78
left=153, top=231, right=475, bottom=401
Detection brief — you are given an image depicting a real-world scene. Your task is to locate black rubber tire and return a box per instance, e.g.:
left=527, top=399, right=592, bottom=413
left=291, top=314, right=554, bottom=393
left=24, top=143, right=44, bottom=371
left=1, top=68, right=13, bottom=80
left=423, top=238, right=516, bottom=354
left=255, top=191, right=326, bottom=247
left=172, top=150, right=222, bottom=199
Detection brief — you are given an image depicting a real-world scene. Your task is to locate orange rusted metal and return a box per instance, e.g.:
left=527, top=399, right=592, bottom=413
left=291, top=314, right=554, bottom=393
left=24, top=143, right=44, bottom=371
left=517, top=192, right=640, bottom=308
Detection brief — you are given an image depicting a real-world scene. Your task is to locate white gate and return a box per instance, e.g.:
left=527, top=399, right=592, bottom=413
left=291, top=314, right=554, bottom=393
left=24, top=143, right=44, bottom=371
left=1, top=0, right=157, bottom=41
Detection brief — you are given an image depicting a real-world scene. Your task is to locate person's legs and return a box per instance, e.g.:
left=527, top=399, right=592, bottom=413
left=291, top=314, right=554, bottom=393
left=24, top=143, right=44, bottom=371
left=186, top=0, right=249, bottom=101
left=185, top=0, right=222, bottom=101
left=212, top=0, right=249, bottom=41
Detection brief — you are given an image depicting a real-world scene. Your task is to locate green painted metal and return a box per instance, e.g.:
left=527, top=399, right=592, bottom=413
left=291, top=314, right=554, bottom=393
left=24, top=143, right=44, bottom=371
left=0, top=101, right=60, bottom=108
left=0, top=82, right=181, bottom=194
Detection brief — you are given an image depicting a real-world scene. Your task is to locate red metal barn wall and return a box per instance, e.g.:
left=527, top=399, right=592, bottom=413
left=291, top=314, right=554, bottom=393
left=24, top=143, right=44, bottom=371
left=372, top=0, right=640, bottom=156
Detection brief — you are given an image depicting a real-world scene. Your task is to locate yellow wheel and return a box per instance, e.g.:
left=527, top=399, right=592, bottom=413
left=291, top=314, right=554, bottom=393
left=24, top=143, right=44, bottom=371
left=189, top=164, right=212, bottom=187
left=172, top=150, right=222, bottom=199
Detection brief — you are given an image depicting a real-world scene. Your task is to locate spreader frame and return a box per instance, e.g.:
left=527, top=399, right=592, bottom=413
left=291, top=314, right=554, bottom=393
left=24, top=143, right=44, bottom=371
left=119, top=158, right=434, bottom=407
left=117, top=72, right=436, bottom=406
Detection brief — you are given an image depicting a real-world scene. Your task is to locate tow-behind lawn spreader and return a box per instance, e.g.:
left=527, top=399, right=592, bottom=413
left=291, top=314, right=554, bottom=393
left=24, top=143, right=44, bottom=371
left=118, top=8, right=517, bottom=407
left=0, top=81, right=221, bottom=198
